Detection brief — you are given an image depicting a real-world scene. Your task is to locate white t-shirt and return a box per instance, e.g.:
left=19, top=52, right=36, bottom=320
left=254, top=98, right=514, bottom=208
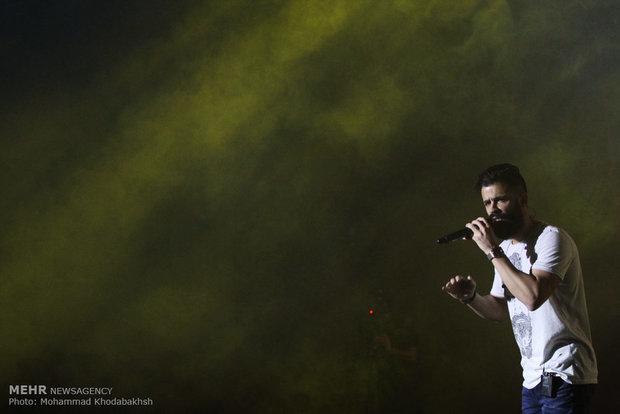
left=490, top=223, right=598, bottom=389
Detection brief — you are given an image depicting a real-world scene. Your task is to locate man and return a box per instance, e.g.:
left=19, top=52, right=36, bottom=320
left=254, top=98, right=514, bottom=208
left=442, top=164, right=598, bottom=413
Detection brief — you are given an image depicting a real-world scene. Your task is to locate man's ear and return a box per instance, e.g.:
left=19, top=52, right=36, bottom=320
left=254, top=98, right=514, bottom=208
left=519, top=192, right=528, bottom=207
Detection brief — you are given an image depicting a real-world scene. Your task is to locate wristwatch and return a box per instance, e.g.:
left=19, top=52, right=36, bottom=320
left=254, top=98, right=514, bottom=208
left=487, top=246, right=505, bottom=261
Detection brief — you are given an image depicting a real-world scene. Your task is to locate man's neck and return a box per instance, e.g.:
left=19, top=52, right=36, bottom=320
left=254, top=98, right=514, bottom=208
left=510, top=216, right=536, bottom=244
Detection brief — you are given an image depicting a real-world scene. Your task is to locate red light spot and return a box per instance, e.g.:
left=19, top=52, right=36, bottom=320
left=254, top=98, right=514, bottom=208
left=369, top=309, right=374, bottom=315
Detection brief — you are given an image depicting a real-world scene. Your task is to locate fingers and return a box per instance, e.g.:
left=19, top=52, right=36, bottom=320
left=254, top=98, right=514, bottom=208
left=441, top=274, right=476, bottom=296
left=475, top=216, right=490, bottom=227
left=466, top=217, right=490, bottom=234
left=466, top=217, right=498, bottom=252
left=441, top=275, right=468, bottom=290
left=441, top=275, right=460, bottom=289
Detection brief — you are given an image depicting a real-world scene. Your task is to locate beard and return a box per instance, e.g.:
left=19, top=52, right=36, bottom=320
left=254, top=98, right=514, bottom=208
left=489, top=208, right=524, bottom=240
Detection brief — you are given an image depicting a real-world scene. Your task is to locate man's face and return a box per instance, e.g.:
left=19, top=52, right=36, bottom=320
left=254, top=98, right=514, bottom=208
left=480, top=182, right=525, bottom=240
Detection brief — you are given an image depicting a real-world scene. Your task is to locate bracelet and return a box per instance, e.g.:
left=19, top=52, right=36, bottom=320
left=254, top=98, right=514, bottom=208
left=460, top=290, right=476, bottom=305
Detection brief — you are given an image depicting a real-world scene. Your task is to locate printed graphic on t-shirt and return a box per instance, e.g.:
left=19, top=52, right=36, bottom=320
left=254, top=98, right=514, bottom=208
left=511, top=311, right=533, bottom=358
left=507, top=249, right=533, bottom=359
left=509, top=252, right=522, bottom=271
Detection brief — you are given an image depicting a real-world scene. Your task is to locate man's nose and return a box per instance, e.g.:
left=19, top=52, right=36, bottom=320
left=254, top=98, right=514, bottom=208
left=490, top=200, right=502, bottom=211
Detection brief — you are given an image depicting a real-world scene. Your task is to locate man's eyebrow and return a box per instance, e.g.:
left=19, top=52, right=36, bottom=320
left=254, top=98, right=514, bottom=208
left=483, top=196, right=507, bottom=203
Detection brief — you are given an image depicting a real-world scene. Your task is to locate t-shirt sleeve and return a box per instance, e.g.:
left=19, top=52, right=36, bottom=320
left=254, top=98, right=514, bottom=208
left=531, top=227, right=574, bottom=280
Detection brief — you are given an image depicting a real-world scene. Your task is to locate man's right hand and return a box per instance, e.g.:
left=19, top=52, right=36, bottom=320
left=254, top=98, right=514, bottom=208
left=442, top=275, right=477, bottom=302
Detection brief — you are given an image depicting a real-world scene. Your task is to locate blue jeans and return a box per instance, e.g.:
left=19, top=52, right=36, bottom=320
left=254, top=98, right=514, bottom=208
left=522, top=379, right=596, bottom=414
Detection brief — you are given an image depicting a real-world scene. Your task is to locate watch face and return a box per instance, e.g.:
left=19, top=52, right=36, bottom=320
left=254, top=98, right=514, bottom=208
left=488, top=247, right=504, bottom=261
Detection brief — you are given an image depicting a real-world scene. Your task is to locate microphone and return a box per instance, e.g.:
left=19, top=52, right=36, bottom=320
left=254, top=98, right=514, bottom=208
left=436, top=227, right=473, bottom=244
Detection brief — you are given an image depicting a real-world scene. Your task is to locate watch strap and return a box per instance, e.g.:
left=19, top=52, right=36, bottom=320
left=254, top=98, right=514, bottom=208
left=460, top=290, right=476, bottom=305
left=487, top=246, right=505, bottom=261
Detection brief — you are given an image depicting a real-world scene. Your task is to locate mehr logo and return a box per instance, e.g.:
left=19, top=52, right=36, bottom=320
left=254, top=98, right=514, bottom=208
left=9, top=385, right=47, bottom=395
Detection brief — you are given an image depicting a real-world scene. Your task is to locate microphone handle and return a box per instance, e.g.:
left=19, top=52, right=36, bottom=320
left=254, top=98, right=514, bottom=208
left=436, top=227, right=474, bottom=244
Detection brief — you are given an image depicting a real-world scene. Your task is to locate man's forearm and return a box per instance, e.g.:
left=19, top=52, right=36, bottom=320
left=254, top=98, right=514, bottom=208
left=491, top=257, right=545, bottom=311
left=467, top=293, right=509, bottom=322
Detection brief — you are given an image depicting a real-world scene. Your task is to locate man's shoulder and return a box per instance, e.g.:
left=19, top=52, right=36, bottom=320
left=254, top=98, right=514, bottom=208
left=530, top=222, right=565, bottom=241
left=533, top=223, right=578, bottom=255
left=539, top=223, right=559, bottom=236
left=537, top=223, right=574, bottom=242
left=505, top=222, right=570, bottom=249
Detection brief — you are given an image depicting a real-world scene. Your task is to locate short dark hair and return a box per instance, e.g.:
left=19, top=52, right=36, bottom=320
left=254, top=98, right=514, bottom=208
left=476, top=163, right=527, bottom=193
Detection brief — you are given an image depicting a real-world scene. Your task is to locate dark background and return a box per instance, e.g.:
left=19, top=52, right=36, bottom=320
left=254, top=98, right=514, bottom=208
left=2, top=1, right=618, bottom=412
